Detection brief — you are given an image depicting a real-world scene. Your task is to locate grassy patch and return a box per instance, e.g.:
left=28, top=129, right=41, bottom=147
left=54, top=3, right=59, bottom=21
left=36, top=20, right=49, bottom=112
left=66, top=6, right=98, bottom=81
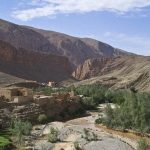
left=0, top=136, right=11, bottom=149
left=0, top=130, right=12, bottom=149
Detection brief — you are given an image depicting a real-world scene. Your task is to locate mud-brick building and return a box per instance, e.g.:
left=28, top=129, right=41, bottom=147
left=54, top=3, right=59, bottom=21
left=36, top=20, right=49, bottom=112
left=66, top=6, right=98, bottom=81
left=0, top=87, right=33, bottom=104
left=48, top=81, right=57, bottom=87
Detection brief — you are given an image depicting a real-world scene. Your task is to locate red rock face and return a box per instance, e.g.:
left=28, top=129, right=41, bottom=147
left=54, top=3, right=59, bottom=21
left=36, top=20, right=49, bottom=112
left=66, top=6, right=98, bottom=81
left=0, top=40, right=72, bottom=82
left=72, top=58, right=112, bottom=80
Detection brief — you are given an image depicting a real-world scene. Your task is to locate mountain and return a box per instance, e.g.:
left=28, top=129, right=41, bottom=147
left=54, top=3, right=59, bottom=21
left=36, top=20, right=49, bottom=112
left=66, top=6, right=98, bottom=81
left=0, top=40, right=72, bottom=82
left=0, top=19, right=130, bottom=67
left=73, top=56, right=150, bottom=91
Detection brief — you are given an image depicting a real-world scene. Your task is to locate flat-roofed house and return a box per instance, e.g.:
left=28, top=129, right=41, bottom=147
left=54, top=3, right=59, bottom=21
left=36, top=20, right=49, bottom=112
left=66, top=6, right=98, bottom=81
left=0, top=87, right=33, bottom=104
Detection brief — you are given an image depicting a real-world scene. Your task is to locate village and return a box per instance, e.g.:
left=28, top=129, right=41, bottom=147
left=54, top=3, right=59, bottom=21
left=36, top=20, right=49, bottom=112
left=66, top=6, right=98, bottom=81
left=0, top=81, right=84, bottom=128
left=0, top=81, right=149, bottom=150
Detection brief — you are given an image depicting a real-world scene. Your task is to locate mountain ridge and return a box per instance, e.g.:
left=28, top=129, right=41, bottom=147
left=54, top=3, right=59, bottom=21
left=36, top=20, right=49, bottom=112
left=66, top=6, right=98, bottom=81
left=0, top=18, right=132, bottom=68
left=1, top=18, right=148, bottom=91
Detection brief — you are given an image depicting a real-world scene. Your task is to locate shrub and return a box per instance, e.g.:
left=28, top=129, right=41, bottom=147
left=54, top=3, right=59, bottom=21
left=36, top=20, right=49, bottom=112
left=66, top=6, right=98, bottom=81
left=0, top=136, right=11, bottom=150
left=95, top=118, right=103, bottom=124
left=10, top=120, right=32, bottom=145
left=38, top=114, right=48, bottom=124
left=82, top=128, right=99, bottom=141
left=137, top=139, right=150, bottom=150
left=48, top=127, right=59, bottom=143
left=82, top=97, right=97, bottom=110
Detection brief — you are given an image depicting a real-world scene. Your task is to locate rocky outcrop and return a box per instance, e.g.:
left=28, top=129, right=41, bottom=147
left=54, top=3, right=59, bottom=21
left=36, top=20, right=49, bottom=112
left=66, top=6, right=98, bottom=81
left=0, top=19, right=131, bottom=67
left=0, top=40, right=72, bottom=82
left=72, top=58, right=112, bottom=80
left=73, top=56, right=150, bottom=91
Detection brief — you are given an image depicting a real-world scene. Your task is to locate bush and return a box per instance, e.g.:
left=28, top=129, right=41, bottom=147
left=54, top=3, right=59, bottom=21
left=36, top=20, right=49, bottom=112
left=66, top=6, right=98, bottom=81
left=0, top=136, right=11, bottom=150
left=137, top=139, right=150, bottom=150
left=38, top=114, right=48, bottom=124
left=82, top=97, right=97, bottom=110
left=10, top=120, right=32, bottom=145
left=105, top=90, right=127, bottom=105
left=95, top=118, right=103, bottom=124
left=35, top=87, right=53, bottom=95
left=48, top=127, right=59, bottom=143
left=82, top=128, right=99, bottom=141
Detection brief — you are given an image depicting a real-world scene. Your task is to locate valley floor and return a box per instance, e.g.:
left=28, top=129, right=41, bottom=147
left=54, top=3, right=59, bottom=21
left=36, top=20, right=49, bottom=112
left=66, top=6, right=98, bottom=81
left=30, top=105, right=138, bottom=150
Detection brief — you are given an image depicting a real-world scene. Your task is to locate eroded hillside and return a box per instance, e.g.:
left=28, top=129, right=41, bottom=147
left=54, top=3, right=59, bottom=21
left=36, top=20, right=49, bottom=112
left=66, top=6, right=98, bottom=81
left=73, top=56, right=150, bottom=91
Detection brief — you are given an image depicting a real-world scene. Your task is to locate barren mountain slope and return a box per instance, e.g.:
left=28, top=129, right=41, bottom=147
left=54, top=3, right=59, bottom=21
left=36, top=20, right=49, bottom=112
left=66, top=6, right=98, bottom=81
left=0, top=40, right=72, bottom=82
left=73, top=56, right=150, bottom=91
left=31, top=27, right=132, bottom=66
left=0, top=19, right=131, bottom=67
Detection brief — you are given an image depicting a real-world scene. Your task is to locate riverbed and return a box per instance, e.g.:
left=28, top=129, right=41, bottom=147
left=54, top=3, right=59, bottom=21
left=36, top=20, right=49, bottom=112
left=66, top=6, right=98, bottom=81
left=32, top=110, right=136, bottom=150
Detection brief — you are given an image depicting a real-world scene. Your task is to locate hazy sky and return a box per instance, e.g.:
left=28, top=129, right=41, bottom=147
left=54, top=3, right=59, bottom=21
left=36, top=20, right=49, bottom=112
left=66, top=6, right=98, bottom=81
left=0, top=0, right=150, bottom=55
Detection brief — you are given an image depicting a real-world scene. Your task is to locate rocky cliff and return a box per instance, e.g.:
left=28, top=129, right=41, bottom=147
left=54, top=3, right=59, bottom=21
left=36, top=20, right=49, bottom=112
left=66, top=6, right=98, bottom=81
left=0, top=40, right=72, bottom=82
left=72, top=58, right=112, bottom=80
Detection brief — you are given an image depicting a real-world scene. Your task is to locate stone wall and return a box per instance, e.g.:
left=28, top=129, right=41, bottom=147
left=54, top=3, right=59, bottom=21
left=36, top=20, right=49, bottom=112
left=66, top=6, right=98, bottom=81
left=12, top=104, right=43, bottom=122
left=13, top=96, right=33, bottom=105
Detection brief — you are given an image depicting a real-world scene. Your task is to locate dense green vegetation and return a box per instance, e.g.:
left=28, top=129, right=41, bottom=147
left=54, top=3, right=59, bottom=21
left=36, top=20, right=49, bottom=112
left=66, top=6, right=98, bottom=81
left=73, top=84, right=130, bottom=109
left=96, top=91, right=150, bottom=134
left=74, top=84, right=107, bottom=104
left=34, top=87, right=68, bottom=96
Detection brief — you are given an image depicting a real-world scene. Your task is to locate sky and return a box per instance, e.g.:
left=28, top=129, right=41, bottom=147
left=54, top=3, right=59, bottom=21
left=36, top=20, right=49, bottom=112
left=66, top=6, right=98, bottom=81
left=0, top=0, right=150, bottom=55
